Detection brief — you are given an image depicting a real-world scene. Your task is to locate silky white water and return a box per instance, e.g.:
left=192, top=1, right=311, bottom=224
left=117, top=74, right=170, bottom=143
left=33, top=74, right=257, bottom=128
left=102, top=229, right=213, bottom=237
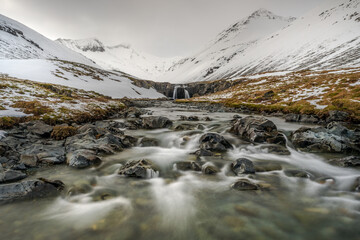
left=0, top=103, right=359, bottom=240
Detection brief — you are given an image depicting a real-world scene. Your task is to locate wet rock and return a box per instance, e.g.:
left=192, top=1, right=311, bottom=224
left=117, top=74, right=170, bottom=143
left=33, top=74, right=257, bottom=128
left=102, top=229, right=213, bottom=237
left=285, top=114, right=319, bottom=124
left=175, top=161, right=201, bottom=171
left=197, top=124, right=205, bottom=130
left=0, top=142, right=9, bottom=156
left=284, top=170, right=312, bottom=178
left=315, top=176, right=336, bottom=185
left=230, top=116, right=279, bottom=144
left=67, top=150, right=102, bottom=169
left=291, top=123, right=360, bottom=153
left=233, top=115, right=242, bottom=119
left=179, top=115, right=188, bottom=121
left=121, top=135, right=138, bottom=148
left=19, top=154, right=38, bottom=167
left=199, top=133, right=233, bottom=152
left=259, top=145, right=290, bottom=155
left=203, top=117, right=212, bottom=121
left=125, top=118, right=143, bottom=130
left=231, top=179, right=259, bottom=191
left=22, top=142, right=66, bottom=165
left=326, top=110, right=349, bottom=123
left=231, top=158, right=255, bottom=175
left=142, top=116, right=173, bottom=129
left=202, top=164, right=220, bottom=175
left=193, top=149, right=214, bottom=157
left=124, top=107, right=143, bottom=118
left=118, top=159, right=159, bottom=178
left=328, top=156, right=360, bottom=168
left=0, top=178, right=64, bottom=203
left=263, top=90, right=275, bottom=99
left=254, top=162, right=282, bottom=172
left=188, top=116, right=199, bottom=121
left=351, top=177, right=360, bottom=192
left=266, top=133, right=287, bottom=146
left=0, top=167, right=27, bottom=184
left=174, top=123, right=196, bottom=131
left=140, top=137, right=159, bottom=147
left=27, top=121, right=53, bottom=137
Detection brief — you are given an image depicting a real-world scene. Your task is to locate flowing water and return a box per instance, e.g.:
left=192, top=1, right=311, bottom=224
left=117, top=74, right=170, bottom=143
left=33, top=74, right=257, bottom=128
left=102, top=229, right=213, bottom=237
left=1, top=103, right=360, bottom=240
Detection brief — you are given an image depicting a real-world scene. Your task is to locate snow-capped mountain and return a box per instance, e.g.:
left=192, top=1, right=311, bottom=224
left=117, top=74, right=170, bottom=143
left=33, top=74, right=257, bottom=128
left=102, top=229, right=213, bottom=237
left=0, top=14, right=95, bottom=66
left=0, top=14, right=165, bottom=99
left=158, top=0, right=360, bottom=83
left=56, top=38, right=179, bottom=80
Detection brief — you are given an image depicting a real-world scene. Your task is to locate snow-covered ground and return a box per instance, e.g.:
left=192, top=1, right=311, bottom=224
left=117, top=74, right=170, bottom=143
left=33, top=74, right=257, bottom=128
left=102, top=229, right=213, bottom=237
left=0, top=75, right=126, bottom=120
left=0, top=59, right=164, bottom=99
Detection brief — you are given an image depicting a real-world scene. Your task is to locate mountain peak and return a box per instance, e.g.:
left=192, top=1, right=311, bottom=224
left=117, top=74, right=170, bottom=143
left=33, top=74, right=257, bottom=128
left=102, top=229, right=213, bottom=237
left=56, top=38, right=105, bottom=52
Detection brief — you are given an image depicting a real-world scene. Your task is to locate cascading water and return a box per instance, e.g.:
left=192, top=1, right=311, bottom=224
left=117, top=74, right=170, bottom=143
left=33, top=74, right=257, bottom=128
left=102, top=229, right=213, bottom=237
left=184, top=89, right=190, bottom=99
left=173, top=85, right=190, bottom=99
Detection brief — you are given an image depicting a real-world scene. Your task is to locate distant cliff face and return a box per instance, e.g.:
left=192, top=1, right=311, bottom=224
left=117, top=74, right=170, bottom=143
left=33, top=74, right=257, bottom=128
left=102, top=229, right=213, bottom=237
left=130, top=78, right=242, bottom=99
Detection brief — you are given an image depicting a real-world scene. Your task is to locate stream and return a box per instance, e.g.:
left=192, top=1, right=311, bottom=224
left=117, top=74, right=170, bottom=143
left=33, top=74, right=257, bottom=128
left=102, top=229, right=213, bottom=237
left=0, top=102, right=359, bottom=240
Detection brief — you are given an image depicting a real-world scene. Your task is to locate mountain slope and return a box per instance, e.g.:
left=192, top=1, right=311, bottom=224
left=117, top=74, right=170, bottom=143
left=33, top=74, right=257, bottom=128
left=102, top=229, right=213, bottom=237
left=0, top=14, right=95, bottom=66
left=0, top=14, right=165, bottom=99
left=0, top=59, right=164, bottom=99
left=159, top=0, right=360, bottom=83
left=157, top=9, right=296, bottom=83
left=56, top=38, right=179, bottom=80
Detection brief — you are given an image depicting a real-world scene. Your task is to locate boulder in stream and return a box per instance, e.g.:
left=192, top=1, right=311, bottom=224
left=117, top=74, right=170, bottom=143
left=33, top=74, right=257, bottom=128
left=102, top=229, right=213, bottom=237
left=0, top=178, right=64, bottom=203
left=328, top=156, right=360, bottom=168
left=291, top=122, right=360, bottom=153
left=175, top=161, right=201, bottom=171
left=231, top=158, right=256, bottom=175
left=231, top=179, right=259, bottom=191
left=142, top=116, right=173, bottom=129
left=199, top=133, right=233, bottom=152
left=118, top=159, right=159, bottom=178
left=230, top=116, right=281, bottom=144
left=67, top=149, right=102, bottom=169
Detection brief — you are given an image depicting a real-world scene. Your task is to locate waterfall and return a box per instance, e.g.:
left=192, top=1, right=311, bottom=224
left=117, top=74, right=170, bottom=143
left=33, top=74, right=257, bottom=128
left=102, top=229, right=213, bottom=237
left=173, top=86, right=179, bottom=99
left=172, top=85, right=190, bottom=99
left=184, top=90, right=190, bottom=99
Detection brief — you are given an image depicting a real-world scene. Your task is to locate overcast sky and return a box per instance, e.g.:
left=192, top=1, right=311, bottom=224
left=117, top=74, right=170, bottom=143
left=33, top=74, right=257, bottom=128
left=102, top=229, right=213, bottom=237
left=0, top=0, right=325, bottom=57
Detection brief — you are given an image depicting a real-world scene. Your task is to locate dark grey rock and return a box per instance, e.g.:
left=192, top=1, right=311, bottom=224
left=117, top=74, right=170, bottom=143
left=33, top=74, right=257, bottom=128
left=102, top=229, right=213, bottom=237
left=259, top=145, right=290, bottom=155
left=231, top=158, right=255, bottom=175
left=118, top=159, right=159, bottom=178
left=230, top=116, right=279, bottom=144
left=142, top=116, right=173, bottom=129
left=27, top=121, right=53, bottom=137
left=67, top=150, right=102, bottom=169
left=0, top=178, right=64, bottom=203
left=328, top=156, right=360, bottom=168
left=19, top=154, right=38, bottom=167
left=199, top=133, right=233, bottom=152
left=327, top=110, right=349, bottom=123
left=0, top=169, right=27, bottom=184
left=284, top=170, right=312, bottom=178
left=291, top=123, right=360, bottom=153
left=231, top=179, right=259, bottom=191
left=175, top=161, right=201, bottom=171
left=202, top=164, right=220, bottom=175
left=194, top=148, right=214, bottom=157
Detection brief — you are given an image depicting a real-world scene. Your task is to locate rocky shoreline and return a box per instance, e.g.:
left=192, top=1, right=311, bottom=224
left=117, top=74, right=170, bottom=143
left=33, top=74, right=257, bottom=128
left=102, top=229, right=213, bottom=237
left=0, top=100, right=359, bottom=203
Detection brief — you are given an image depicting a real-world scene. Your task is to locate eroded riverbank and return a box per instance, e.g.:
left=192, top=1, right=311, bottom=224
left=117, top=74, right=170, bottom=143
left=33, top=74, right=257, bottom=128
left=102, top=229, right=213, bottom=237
left=0, top=101, right=359, bottom=240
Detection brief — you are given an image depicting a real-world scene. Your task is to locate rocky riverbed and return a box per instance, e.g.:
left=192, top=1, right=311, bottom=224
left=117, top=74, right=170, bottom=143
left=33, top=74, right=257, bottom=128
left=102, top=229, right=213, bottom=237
left=0, top=101, right=359, bottom=240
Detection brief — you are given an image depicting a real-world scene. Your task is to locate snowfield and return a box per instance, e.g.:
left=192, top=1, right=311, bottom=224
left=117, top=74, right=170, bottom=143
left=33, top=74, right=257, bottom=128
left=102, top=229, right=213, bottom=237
left=0, top=59, right=164, bottom=99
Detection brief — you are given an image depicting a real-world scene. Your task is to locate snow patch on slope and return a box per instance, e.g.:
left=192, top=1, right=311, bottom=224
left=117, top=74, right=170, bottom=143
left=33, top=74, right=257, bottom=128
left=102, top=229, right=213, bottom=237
left=0, top=59, right=165, bottom=99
